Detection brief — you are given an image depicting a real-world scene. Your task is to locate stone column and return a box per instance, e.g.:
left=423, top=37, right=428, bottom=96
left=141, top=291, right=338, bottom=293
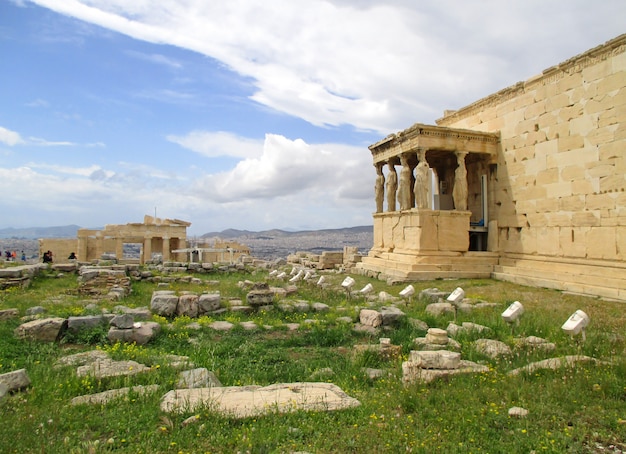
left=162, top=237, right=171, bottom=261
left=374, top=162, right=385, bottom=213
left=95, top=233, right=104, bottom=260
left=77, top=235, right=88, bottom=261
left=143, top=237, right=152, bottom=264
left=386, top=159, right=397, bottom=212
left=115, top=238, right=124, bottom=261
left=398, top=153, right=412, bottom=211
left=414, top=148, right=430, bottom=209
left=453, top=151, right=469, bottom=211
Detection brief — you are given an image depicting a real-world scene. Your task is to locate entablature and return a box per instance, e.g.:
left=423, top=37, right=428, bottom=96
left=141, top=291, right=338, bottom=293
left=369, top=123, right=500, bottom=164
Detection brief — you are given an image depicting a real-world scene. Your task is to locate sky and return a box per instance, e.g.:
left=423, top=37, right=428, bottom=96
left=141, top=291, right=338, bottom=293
left=1, top=1, right=624, bottom=235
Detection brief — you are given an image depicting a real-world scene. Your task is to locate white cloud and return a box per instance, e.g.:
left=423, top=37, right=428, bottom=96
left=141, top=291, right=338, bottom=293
left=0, top=133, right=375, bottom=232
left=194, top=133, right=372, bottom=202
left=118, top=161, right=183, bottom=180
left=0, top=126, right=25, bottom=146
left=167, top=131, right=263, bottom=159
left=132, top=88, right=195, bottom=103
left=27, top=0, right=626, bottom=132
left=125, top=50, right=182, bottom=69
left=25, top=98, right=50, bottom=108
left=26, top=162, right=109, bottom=177
left=0, top=124, right=104, bottom=148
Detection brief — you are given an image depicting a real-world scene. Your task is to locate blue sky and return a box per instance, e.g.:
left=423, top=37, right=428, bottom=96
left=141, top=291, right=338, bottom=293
left=1, top=0, right=624, bottom=235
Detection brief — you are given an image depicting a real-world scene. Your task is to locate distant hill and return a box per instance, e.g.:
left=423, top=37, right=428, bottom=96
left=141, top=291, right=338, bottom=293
left=201, top=225, right=372, bottom=239
left=199, top=225, right=373, bottom=260
left=0, top=225, right=82, bottom=239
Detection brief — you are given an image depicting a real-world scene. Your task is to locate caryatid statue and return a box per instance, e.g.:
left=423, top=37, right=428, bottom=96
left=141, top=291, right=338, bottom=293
left=398, top=153, right=412, bottom=211
left=413, top=148, right=429, bottom=209
left=452, top=151, right=468, bottom=211
left=374, top=162, right=385, bottom=213
left=386, top=159, right=398, bottom=212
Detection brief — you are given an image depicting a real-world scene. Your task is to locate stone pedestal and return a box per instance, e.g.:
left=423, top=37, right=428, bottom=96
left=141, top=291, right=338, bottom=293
left=372, top=209, right=470, bottom=253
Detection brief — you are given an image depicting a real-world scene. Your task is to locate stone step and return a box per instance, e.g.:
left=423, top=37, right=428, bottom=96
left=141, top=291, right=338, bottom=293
left=367, top=251, right=499, bottom=266
left=498, top=256, right=626, bottom=280
left=493, top=264, right=626, bottom=298
left=491, top=270, right=626, bottom=301
left=357, top=258, right=493, bottom=281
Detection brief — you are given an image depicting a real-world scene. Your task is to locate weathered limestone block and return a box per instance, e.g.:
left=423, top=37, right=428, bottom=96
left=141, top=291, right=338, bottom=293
left=198, top=293, right=221, bottom=314
left=67, top=315, right=106, bottom=333
left=380, top=306, right=405, bottom=326
left=160, top=383, right=361, bottom=417
left=507, top=355, right=601, bottom=377
left=52, top=263, right=78, bottom=272
left=311, top=302, right=329, bottom=312
left=26, top=306, right=45, bottom=316
left=408, top=350, right=461, bottom=370
left=71, top=384, right=159, bottom=406
left=284, top=285, right=298, bottom=295
left=150, top=291, right=179, bottom=317
left=317, top=252, right=343, bottom=270
left=177, top=294, right=199, bottom=317
left=0, top=308, right=19, bottom=321
left=55, top=350, right=110, bottom=368
left=359, top=309, right=382, bottom=327
left=292, top=301, right=310, bottom=312
left=176, top=368, right=222, bottom=389
left=77, top=359, right=151, bottom=379
left=508, top=406, right=529, bottom=418
left=414, top=336, right=461, bottom=351
left=402, top=360, right=489, bottom=384
left=446, top=322, right=491, bottom=337
left=0, top=368, right=31, bottom=392
left=419, top=288, right=447, bottom=304
left=425, top=302, right=455, bottom=317
left=240, top=321, right=259, bottom=331
left=15, top=317, right=67, bottom=342
left=408, top=318, right=429, bottom=331
left=107, top=321, right=161, bottom=345
left=425, top=328, right=449, bottom=345
left=246, top=282, right=274, bottom=307
left=270, top=287, right=287, bottom=298
left=209, top=321, right=234, bottom=331
left=377, top=291, right=396, bottom=303
left=0, top=268, right=23, bottom=278
left=513, top=336, right=556, bottom=352
left=113, top=306, right=152, bottom=320
left=474, top=339, right=512, bottom=358
left=109, top=314, right=134, bottom=329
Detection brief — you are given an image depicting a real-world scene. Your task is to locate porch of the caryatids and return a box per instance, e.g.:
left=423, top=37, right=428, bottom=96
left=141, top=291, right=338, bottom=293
left=414, top=148, right=430, bottom=209
left=452, top=151, right=469, bottom=211
left=385, top=159, right=398, bottom=212
left=374, top=161, right=385, bottom=213
left=398, top=153, right=412, bottom=211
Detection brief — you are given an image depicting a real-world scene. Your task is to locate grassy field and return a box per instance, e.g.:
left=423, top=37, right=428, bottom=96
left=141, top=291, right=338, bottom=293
left=0, top=266, right=625, bottom=453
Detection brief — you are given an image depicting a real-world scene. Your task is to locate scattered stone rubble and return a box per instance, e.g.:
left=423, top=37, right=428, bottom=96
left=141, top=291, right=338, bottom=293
left=403, top=328, right=488, bottom=384
left=0, top=263, right=47, bottom=290
left=1, top=272, right=612, bottom=421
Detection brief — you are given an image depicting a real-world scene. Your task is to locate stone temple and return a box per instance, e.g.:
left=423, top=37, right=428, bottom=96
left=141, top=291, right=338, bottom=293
left=356, top=34, right=626, bottom=302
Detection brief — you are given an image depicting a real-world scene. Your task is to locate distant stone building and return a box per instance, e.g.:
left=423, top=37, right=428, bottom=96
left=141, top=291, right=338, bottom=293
left=39, top=215, right=190, bottom=264
left=357, top=34, right=625, bottom=301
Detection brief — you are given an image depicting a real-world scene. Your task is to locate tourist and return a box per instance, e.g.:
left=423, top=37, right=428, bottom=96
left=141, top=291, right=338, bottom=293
left=68, top=252, right=77, bottom=260
left=21, top=251, right=26, bottom=261
left=42, top=250, right=53, bottom=263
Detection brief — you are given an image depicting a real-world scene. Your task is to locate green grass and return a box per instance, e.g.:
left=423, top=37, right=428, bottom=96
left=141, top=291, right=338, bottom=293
left=0, top=268, right=625, bottom=453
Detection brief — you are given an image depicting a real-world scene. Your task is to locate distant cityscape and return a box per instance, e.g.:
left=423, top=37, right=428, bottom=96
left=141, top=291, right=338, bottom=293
left=0, top=225, right=373, bottom=262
